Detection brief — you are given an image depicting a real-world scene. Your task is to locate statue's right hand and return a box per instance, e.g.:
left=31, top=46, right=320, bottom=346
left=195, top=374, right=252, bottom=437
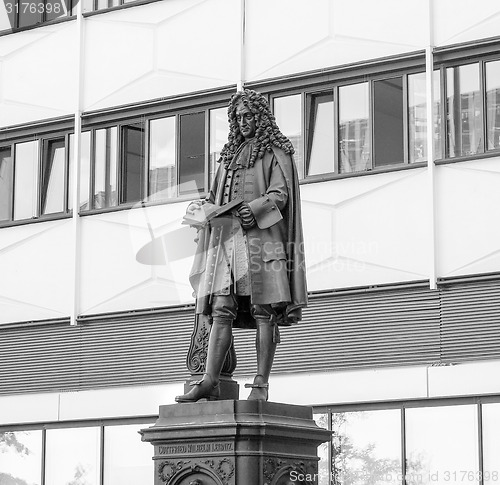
left=186, top=200, right=203, bottom=215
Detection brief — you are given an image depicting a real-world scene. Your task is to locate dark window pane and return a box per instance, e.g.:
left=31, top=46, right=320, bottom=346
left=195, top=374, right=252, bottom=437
left=0, top=147, right=13, bottom=222
left=149, top=117, right=176, bottom=201
left=44, top=0, right=66, bottom=21
left=339, top=83, right=370, bottom=173
left=306, top=92, right=334, bottom=176
left=121, top=123, right=145, bottom=204
left=94, top=127, right=118, bottom=209
left=14, top=141, right=39, bottom=221
left=179, top=112, right=205, bottom=195
left=18, top=5, right=42, bottom=28
left=373, top=77, right=404, bottom=166
left=41, top=138, right=66, bottom=215
left=486, top=60, right=500, bottom=151
left=447, top=63, right=483, bottom=157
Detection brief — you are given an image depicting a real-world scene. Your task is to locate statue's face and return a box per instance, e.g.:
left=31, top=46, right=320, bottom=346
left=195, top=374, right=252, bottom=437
left=235, top=102, right=257, bottom=141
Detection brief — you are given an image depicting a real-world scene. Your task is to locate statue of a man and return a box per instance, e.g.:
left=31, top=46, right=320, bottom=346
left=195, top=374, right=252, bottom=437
left=176, top=89, right=307, bottom=402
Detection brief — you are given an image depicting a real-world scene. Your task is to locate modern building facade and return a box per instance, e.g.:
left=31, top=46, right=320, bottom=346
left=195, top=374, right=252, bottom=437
left=1, top=0, right=500, bottom=483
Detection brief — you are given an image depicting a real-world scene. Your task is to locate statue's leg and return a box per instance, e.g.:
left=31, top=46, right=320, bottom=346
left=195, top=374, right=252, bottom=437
left=246, top=306, right=279, bottom=401
left=175, top=296, right=235, bottom=403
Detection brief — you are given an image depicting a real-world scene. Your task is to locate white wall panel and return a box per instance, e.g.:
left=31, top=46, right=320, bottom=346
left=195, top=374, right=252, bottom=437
left=433, top=0, right=500, bottom=47
left=0, top=220, right=73, bottom=324
left=0, top=23, right=77, bottom=128
left=437, top=158, right=500, bottom=278
left=301, top=169, right=429, bottom=291
left=80, top=202, right=196, bottom=315
left=83, top=0, right=239, bottom=111
left=245, top=0, right=427, bottom=82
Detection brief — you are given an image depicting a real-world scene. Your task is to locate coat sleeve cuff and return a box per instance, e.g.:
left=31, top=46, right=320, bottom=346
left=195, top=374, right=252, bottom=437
left=247, top=196, right=283, bottom=229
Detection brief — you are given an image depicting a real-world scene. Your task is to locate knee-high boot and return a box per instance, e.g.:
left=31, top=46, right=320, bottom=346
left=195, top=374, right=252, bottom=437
left=175, top=318, right=233, bottom=402
left=246, top=319, right=278, bottom=401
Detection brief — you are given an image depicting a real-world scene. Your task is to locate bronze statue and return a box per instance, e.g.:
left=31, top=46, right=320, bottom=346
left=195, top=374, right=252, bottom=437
left=176, top=89, right=307, bottom=403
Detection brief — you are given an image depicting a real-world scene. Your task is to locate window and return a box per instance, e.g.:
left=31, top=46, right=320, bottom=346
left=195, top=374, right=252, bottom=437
left=149, top=116, right=176, bottom=201
left=0, top=147, right=13, bottom=222
left=339, top=83, right=369, bottom=173
left=446, top=63, right=483, bottom=158
left=92, top=126, right=118, bottom=209
left=274, top=94, right=304, bottom=179
left=0, top=421, right=154, bottom=485
left=0, top=430, right=42, bottom=484
left=271, top=68, right=444, bottom=179
left=486, top=60, right=500, bottom=151
left=103, top=423, right=153, bottom=483
left=179, top=112, right=205, bottom=196
left=14, top=140, right=39, bottom=221
left=2, top=0, right=70, bottom=32
left=408, top=71, right=442, bottom=162
left=209, top=107, right=229, bottom=184
left=314, top=398, right=500, bottom=485
left=121, top=122, right=145, bottom=205
left=41, top=138, right=66, bottom=215
left=307, top=91, right=335, bottom=176
left=45, top=427, right=101, bottom=485
left=373, top=77, right=404, bottom=167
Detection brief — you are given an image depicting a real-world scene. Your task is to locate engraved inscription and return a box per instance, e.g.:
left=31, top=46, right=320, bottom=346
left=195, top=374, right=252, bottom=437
left=158, top=441, right=234, bottom=456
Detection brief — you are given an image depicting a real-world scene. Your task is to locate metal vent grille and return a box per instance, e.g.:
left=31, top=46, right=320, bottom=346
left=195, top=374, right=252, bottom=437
left=2, top=278, right=500, bottom=396
left=441, top=280, right=500, bottom=362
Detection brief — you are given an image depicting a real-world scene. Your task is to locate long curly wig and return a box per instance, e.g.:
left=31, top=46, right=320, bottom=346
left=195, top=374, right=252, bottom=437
left=219, top=89, right=295, bottom=167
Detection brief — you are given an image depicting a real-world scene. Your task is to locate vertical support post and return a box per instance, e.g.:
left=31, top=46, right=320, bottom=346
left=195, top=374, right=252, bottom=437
left=238, top=0, right=246, bottom=91
left=426, top=0, right=437, bottom=290
left=70, top=0, right=86, bottom=325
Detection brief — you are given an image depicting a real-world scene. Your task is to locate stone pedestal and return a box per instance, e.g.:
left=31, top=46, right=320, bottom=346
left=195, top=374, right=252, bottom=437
left=140, top=400, right=331, bottom=485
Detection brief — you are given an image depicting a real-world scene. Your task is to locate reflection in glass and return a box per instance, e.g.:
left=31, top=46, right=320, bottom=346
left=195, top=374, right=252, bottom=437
left=307, top=92, right=334, bottom=176
left=331, top=410, right=401, bottom=485
left=486, top=61, right=500, bottom=150
left=339, top=83, right=369, bottom=173
left=69, top=131, right=92, bottom=212
left=121, top=122, right=145, bottom=204
left=149, top=117, right=176, bottom=201
left=0, top=147, right=13, bottom=221
left=406, top=405, right=479, bottom=485
left=94, top=127, right=118, bottom=209
left=0, top=430, right=42, bottom=485
left=41, top=138, right=66, bottom=215
left=45, top=427, right=100, bottom=485
left=373, top=77, right=404, bottom=166
left=179, top=112, right=205, bottom=195
left=103, top=424, right=153, bottom=484
left=408, top=71, right=442, bottom=163
left=209, top=108, right=228, bottom=185
left=314, top=413, right=330, bottom=485
left=447, top=63, right=483, bottom=157
left=14, top=141, right=39, bottom=221
left=482, top=403, right=500, bottom=480
left=274, top=95, right=303, bottom=179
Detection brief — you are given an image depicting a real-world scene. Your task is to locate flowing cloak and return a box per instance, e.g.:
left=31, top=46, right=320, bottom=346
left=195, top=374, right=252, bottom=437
left=189, top=146, right=307, bottom=327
